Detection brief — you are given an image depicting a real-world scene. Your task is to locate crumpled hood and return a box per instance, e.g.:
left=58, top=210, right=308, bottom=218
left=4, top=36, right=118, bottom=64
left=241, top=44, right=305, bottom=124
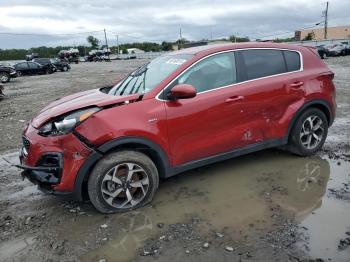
left=31, top=88, right=140, bottom=128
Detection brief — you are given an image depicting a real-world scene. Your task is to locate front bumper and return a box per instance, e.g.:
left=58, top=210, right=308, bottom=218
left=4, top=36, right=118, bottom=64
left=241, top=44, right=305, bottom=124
left=20, top=123, right=93, bottom=194
left=18, top=152, right=62, bottom=187
left=10, top=71, right=17, bottom=78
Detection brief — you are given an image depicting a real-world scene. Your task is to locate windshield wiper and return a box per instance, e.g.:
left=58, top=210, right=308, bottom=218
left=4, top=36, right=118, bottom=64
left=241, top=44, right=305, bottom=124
left=121, top=66, right=148, bottom=95
left=129, top=67, right=147, bottom=95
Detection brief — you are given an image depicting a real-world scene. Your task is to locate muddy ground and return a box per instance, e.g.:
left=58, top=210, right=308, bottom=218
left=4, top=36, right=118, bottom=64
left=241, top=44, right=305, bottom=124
left=0, top=57, right=349, bottom=262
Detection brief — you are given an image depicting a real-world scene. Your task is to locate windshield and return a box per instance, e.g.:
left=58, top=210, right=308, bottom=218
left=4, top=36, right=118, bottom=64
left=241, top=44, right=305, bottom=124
left=109, top=54, right=193, bottom=96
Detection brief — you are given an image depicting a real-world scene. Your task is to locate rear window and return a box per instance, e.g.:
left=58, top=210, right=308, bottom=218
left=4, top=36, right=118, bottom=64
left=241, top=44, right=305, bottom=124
left=283, top=51, right=301, bottom=72
left=240, top=49, right=286, bottom=80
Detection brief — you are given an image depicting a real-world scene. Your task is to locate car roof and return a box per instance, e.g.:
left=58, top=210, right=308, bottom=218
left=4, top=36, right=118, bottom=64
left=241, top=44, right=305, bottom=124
left=171, top=42, right=306, bottom=56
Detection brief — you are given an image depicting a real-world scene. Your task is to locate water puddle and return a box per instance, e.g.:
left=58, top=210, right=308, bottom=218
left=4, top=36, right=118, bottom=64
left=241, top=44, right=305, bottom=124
left=0, top=236, right=35, bottom=261
left=77, top=150, right=350, bottom=261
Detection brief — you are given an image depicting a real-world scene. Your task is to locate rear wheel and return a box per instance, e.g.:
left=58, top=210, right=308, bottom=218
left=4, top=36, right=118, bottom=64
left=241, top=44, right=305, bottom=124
left=287, top=108, right=328, bottom=156
left=0, top=72, right=10, bottom=83
left=61, top=66, right=68, bottom=72
left=88, top=150, right=159, bottom=213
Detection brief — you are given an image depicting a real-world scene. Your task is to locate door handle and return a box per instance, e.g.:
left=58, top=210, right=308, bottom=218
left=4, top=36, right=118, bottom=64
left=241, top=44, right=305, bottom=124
left=290, top=81, right=304, bottom=88
left=225, top=95, right=244, bottom=103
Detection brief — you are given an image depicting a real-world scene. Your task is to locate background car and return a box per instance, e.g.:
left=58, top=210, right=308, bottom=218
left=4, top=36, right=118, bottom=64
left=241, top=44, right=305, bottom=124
left=325, top=44, right=347, bottom=56
left=315, top=45, right=328, bottom=59
left=14, top=61, right=55, bottom=76
left=33, top=58, right=71, bottom=72
left=0, top=64, right=18, bottom=83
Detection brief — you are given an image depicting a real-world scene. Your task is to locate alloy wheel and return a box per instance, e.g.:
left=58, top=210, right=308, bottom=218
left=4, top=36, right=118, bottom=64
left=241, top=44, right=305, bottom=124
left=300, top=115, right=325, bottom=150
left=101, top=162, right=150, bottom=209
left=0, top=74, right=9, bottom=83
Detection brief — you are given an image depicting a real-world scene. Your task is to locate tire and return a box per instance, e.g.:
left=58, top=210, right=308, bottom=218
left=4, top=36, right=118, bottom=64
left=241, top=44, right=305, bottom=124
left=88, top=150, right=159, bottom=213
left=287, top=108, right=328, bottom=156
left=17, top=71, right=22, bottom=77
left=61, top=66, right=68, bottom=72
left=0, top=72, right=10, bottom=83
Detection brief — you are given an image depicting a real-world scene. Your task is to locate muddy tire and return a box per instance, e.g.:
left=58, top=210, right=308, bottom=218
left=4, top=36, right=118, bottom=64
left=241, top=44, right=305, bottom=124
left=0, top=72, right=10, bottom=83
left=88, top=150, right=159, bottom=213
left=287, top=108, right=328, bottom=156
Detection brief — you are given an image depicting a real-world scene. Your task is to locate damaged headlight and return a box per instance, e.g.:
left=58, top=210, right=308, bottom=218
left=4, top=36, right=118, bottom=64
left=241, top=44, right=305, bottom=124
left=39, top=107, right=100, bottom=136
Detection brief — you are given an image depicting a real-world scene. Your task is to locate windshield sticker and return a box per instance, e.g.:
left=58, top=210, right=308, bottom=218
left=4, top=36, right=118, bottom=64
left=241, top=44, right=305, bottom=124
left=166, top=58, right=187, bottom=65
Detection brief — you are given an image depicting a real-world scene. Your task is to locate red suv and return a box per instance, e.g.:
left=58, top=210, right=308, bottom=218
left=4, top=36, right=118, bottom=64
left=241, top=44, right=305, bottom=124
left=19, top=43, right=336, bottom=213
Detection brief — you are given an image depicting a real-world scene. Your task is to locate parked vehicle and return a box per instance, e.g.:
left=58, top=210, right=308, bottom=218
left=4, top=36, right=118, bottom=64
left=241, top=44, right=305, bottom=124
left=316, top=45, right=328, bottom=59
left=14, top=61, right=55, bottom=76
left=343, top=44, right=350, bottom=55
left=325, top=44, right=347, bottom=56
left=0, top=64, right=17, bottom=83
left=25, top=53, right=39, bottom=61
left=58, top=49, right=79, bottom=64
left=18, top=43, right=336, bottom=213
left=33, top=58, right=71, bottom=72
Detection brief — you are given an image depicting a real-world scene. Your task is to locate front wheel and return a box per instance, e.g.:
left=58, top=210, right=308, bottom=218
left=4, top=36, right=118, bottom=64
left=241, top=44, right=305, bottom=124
left=61, top=66, right=68, bottom=72
left=287, top=108, right=328, bottom=156
left=88, top=150, right=159, bottom=213
left=0, top=72, right=10, bottom=83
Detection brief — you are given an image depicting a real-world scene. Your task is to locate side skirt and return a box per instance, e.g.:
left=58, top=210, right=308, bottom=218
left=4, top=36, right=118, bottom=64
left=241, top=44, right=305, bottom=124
left=165, top=138, right=286, bottom=178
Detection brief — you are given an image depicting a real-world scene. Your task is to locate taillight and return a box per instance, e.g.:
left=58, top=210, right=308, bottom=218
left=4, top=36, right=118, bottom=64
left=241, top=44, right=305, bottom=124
left=320, top=71, right=334, bottom=80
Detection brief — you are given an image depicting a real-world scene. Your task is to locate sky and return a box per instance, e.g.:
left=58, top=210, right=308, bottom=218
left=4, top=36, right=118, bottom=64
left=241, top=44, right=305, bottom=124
left=0, top=0, right=349, bottom=49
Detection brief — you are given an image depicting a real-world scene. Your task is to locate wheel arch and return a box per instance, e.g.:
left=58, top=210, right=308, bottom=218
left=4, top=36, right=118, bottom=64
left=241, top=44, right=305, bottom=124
left=73, top=136, right=170, bottom=201
left=286, top=99, right=333, bottom=142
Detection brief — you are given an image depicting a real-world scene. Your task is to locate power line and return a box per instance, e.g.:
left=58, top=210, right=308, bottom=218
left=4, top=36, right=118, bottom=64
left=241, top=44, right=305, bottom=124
left=0, top=30, right=104, bottom=36
left=254, top=22, right=324, bottom=40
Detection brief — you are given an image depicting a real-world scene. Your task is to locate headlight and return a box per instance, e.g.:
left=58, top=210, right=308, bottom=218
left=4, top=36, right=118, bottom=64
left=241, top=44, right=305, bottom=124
left=39, top=107, right=100, bottom=136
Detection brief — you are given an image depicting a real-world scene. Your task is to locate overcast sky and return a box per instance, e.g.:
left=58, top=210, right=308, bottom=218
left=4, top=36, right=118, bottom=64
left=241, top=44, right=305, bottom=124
left=0, top=0, right=349, bottom=49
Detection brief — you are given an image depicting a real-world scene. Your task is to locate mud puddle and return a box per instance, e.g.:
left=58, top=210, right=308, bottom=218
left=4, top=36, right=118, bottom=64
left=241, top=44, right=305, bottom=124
left=79, top=150, right=350, bottom=262
left=1, top=149, right=349, bottom=261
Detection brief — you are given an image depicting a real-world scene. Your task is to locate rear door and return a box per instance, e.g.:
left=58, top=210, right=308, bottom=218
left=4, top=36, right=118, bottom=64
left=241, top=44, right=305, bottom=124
left=235, top=48, right=304, bottom=140
left=28, top=62, right=42, bottom=74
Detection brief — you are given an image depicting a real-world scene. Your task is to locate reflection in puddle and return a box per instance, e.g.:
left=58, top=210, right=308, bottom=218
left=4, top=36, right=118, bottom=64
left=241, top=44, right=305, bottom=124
left=298, top=158, right=350, bottom=262
left=78, top=150, right=350, bottom=261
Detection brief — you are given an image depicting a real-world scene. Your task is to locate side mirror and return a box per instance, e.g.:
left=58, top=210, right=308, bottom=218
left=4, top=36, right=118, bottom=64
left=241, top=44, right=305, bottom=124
left=167, top=84, right=197, bottom=100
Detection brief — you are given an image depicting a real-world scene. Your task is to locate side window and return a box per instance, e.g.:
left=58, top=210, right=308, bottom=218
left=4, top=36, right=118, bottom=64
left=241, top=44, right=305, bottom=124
left=240, top=49, right=286, bottom=80
left=29, top=63, right=40, bottom=69
left=17, top=63, right=29, bottom=69
left=283, top=51, right=301, bottom=72
left=177, top=52, right=237, bottom=93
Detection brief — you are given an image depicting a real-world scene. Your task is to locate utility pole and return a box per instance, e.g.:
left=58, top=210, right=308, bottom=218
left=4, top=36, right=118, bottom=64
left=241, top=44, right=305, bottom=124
left=179, top=28, right=182, bottom=49
left=104, top=28, right=109, bottom=55
left=324, top=2, right=329, bottom=39
left=117, top=35, right=119, bottom=54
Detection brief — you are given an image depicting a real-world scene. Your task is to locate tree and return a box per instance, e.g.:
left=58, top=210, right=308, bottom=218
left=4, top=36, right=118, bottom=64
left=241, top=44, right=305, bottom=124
left=86, top=36, right=100, bottom=49
left=229, top=35, right=250, bottom=42
left=161, top=41, right=173, bottom=51
left=303, top=32, right=315, bottom=41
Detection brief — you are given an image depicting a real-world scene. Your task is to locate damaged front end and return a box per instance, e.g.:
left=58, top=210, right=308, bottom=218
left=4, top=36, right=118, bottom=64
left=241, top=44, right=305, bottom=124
left=17, top=152, right=63, bottom=189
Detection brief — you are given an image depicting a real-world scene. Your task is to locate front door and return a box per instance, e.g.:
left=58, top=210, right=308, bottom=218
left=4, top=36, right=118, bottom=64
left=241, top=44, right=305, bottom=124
left=164, top=51, right=248, bottom=166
